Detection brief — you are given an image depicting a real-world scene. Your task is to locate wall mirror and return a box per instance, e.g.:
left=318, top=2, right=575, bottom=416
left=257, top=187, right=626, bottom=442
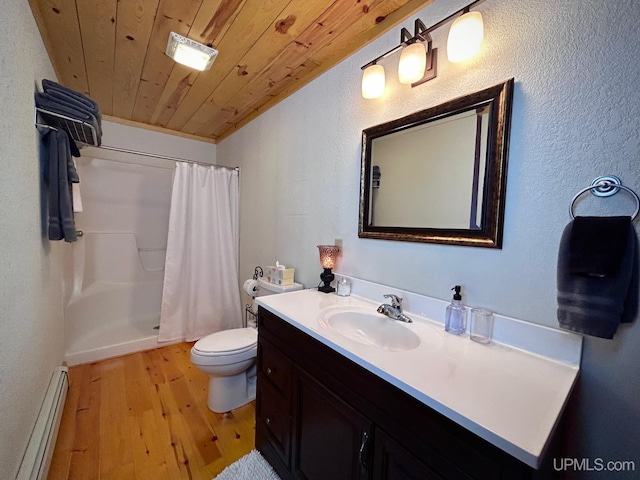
left=359, top=78, right=514, bottom=248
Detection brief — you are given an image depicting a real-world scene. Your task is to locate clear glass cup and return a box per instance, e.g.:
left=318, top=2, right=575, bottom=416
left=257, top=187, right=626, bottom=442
left=337, top=277, right=352, bottom=297
left=470, top=308, right=494, bottom=344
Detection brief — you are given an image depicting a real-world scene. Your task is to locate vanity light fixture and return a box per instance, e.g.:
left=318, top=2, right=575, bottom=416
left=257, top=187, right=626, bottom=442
left=361, top=0, right=485, bottom=99
left=317, top=245, right=341, bottom=293
left=166, top=32, right=218, bottom=71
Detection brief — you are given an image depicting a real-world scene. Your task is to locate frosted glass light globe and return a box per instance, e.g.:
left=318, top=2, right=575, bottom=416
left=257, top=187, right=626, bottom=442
left=398, top=43, right=426, bottom=84
left=447, top=11, right=484, bottom=63
left=361, top=64, right=385, bottom=99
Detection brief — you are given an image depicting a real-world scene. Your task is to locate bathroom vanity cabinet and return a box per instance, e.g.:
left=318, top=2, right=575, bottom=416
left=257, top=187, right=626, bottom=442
left=256, top=307, right=541, bottom=480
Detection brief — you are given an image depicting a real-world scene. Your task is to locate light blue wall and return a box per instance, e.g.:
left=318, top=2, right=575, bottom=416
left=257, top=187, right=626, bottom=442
left=0, top=1, right=65, bottom=477
left=219, top=0, right=640, bottom=477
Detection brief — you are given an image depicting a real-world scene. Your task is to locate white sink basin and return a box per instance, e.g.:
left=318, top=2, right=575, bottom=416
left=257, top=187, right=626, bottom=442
left=318, top=305, right=421, bottom=351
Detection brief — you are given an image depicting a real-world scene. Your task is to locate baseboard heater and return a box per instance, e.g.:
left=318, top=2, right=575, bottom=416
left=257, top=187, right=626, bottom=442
left=16, top=366, right=69, bottom=480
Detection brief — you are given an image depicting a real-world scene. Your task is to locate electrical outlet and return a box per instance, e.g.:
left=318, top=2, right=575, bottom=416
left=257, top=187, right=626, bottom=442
left=335, top=238, right=343, bottom=255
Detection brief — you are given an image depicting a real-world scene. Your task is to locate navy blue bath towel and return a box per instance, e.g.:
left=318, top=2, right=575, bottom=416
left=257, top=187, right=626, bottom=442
left=36, top=79, right=102, bottom=146
left=45, top=129, right=78, bottom=243
left=42, top=79, right=101, bottom=120
left=557, top=216, right=638, bottom=339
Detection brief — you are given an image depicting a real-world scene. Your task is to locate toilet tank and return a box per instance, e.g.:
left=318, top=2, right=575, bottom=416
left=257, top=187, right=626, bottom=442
left=257, top=278, right=303, bottom=296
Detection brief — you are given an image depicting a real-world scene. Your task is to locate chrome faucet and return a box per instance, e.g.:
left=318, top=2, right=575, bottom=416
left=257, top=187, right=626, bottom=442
left=377, top=294, right=412, bottom=323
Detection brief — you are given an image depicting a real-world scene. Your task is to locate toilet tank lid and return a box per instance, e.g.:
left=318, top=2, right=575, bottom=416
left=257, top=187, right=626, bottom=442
left=193, top=327, right=257, bottom=354
left=257, top=278, right=303, bottom=293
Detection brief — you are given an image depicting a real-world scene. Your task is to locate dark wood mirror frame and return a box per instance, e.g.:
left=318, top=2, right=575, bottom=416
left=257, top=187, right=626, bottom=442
left=358, top=78, right=514, bottom=248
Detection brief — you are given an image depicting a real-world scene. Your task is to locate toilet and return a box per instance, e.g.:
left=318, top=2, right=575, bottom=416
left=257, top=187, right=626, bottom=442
left=191, top=278, right=303, bottom=413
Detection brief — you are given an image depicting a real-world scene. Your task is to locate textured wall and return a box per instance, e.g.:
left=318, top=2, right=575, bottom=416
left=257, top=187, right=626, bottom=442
left=219, top=0, right=640, bottom=476
left=0, top=1, right=64, bottom=477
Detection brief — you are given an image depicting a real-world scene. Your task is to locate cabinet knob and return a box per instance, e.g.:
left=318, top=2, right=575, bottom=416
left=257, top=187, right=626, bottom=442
left=266, top=367, right=273, bottom=375
left=266, top=418, right=272, bottom=426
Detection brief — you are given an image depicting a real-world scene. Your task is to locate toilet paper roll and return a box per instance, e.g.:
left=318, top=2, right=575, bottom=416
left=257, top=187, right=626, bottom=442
left=243, top=279, right=258, bottom=297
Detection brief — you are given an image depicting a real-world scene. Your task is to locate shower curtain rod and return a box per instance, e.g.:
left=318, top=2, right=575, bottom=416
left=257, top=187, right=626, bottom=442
left=95, top=144, right=239, bottom=171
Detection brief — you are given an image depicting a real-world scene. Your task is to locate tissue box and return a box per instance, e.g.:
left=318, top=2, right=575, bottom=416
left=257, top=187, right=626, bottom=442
left=266, top=266, right=295, bottom=285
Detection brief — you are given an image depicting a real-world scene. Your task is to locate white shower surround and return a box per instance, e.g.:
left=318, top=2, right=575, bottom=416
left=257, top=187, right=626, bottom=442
left=218, top=0, right=640, bottom=473
left=63, top=121, right=218, bottom=365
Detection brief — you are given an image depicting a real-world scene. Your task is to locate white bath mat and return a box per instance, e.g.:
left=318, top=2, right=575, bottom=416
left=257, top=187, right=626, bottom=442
left=213, top=449, right=282, bottom=480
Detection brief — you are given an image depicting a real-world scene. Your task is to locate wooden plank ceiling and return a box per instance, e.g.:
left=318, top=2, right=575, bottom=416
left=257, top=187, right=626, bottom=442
left=29, top=0, right=432, bottom=143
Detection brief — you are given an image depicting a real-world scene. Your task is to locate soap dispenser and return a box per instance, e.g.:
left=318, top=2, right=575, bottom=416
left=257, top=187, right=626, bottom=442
left=445, top=285, right=467, bottom=335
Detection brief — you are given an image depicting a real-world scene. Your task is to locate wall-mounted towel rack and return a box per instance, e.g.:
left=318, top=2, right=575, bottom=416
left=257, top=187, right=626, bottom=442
left=35, top=107, right=99, bottom=146
left=570, top=175, right=639, bottom=220
left=34, top=108, right=240, bottom=171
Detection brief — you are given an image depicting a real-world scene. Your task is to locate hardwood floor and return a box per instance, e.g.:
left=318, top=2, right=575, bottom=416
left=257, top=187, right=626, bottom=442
left=48, top=342, right=256, bottom=480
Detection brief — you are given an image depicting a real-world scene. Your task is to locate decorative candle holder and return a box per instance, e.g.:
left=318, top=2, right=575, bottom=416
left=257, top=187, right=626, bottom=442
left=317, top=245, right=340, bottom=293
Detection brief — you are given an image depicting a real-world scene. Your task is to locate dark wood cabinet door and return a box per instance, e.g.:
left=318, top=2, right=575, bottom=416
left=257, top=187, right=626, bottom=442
left=292, top=367, right=373, bottom=480
left=373, top=429, right=446, bottom=480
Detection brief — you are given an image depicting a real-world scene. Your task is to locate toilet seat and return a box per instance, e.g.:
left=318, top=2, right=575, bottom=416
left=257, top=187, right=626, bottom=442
left=192, top=327, right=257, bottom=357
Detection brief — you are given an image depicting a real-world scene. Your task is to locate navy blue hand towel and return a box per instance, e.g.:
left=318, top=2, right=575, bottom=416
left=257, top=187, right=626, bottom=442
left=558, top=217, right=638, bottom=339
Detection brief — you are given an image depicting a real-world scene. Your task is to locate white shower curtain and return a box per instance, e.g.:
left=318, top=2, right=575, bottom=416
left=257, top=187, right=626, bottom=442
left=158, top=162, right=242, bottom=342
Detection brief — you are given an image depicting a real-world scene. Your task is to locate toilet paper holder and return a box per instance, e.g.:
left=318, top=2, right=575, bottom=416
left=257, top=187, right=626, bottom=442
left=244, top=266, right=264, bottom=327
left=252, top=266, right=264, bottom=280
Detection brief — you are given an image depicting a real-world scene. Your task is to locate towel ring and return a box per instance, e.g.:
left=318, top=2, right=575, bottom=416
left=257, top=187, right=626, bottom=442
left=570, top=176, right=640, bottom=220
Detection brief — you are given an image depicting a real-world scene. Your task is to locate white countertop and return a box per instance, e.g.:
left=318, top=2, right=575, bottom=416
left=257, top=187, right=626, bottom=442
left=256, top=278, right=582, bottom=469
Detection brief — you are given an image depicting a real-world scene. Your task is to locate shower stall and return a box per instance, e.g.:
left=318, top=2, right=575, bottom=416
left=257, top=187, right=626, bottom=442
left=64, top=154, right=174, bottom=365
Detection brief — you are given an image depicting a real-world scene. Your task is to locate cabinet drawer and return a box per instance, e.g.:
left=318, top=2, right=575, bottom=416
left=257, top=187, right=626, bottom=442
left=258, top=338, right=293, bottom=398
left=257, top=378, right=291, bottom=466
